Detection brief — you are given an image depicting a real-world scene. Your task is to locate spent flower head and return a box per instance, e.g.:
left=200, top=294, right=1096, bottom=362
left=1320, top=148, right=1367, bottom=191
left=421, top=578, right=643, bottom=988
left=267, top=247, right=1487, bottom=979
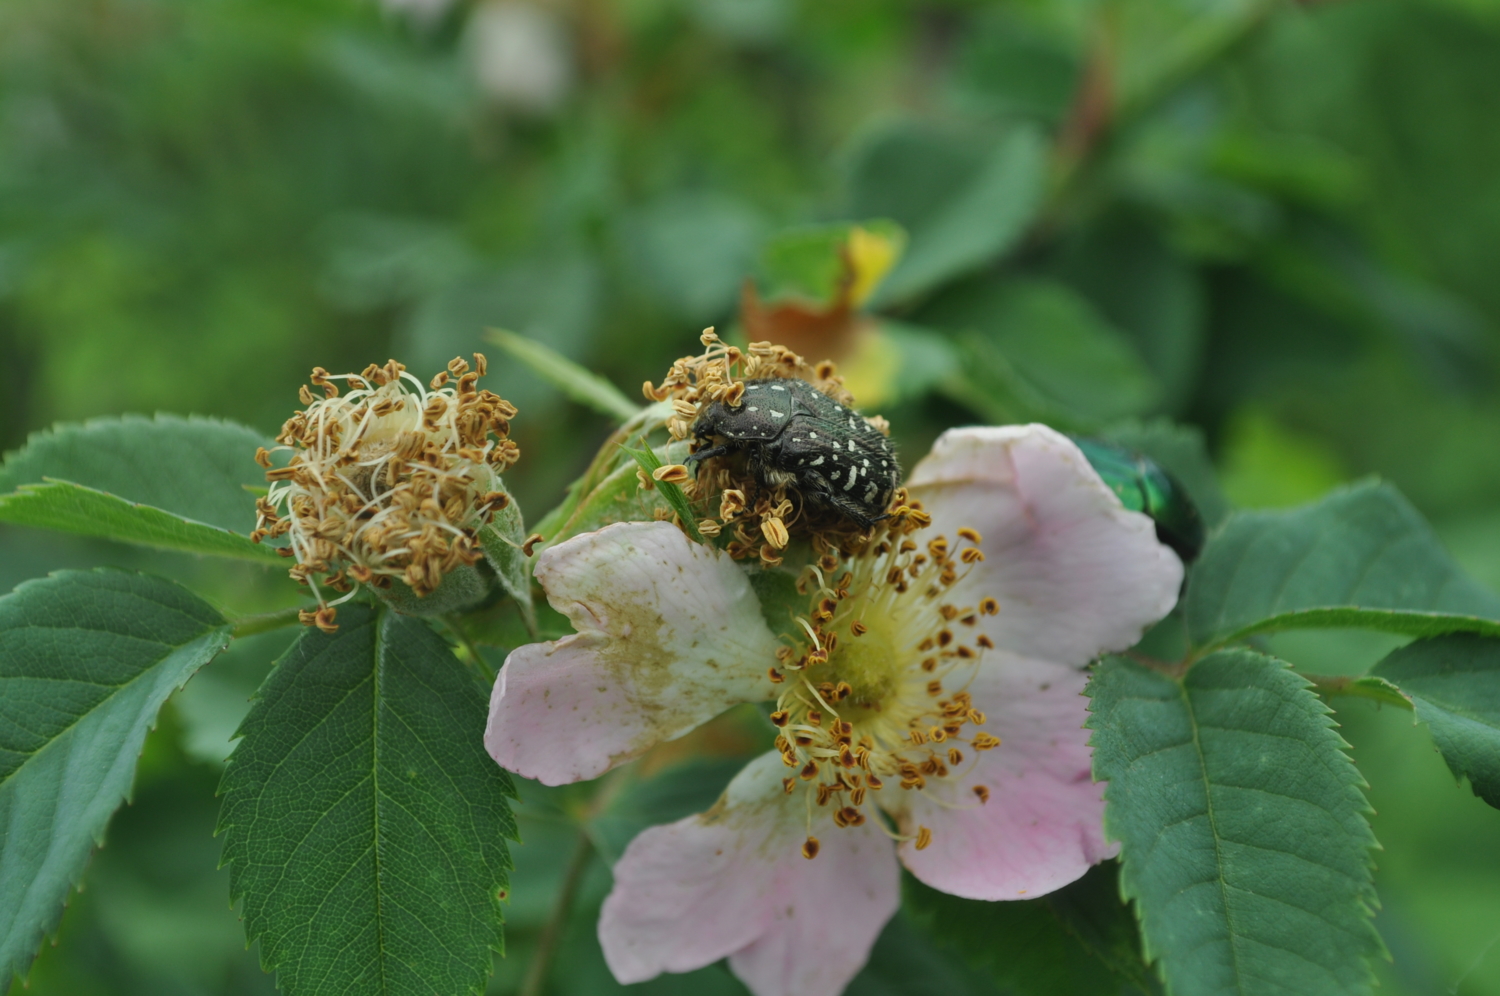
left=253, top=355, right=518, bottom=631
left=642, top=329, right=894, bottom=565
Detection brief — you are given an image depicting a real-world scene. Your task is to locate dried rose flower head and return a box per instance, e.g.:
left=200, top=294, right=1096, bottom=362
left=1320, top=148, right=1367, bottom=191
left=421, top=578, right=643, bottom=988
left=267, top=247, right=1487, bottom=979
left=252, top=355, right=519, bottom=632
left=642, top=329, right=893, bottom=565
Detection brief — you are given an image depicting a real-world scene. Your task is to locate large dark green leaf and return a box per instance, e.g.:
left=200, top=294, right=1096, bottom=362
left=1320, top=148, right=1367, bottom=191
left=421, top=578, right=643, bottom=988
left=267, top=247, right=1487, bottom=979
left=905, top=862, right=1158, bottom=995
left=1372, top=633, right=1500, bottom=808
left=1088, top=651, right=1381, bottom=996
left=217, top=603, right=517, bottom=996
left=1184, top=482, right=1500, bottom=648
left=0, top=415, right=282, bottom=560
left=0, top=569, right=232, bottom=983
left=848, top=121, right=1047, bottom=305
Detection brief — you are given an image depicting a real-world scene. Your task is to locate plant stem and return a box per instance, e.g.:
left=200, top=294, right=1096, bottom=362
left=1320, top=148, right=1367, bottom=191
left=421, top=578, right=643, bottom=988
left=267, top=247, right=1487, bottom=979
left=518, top=832, right=594, bottom=996
left=230, top=605, right=304, bottom=638
left=446, top=614, right=496, bottom=685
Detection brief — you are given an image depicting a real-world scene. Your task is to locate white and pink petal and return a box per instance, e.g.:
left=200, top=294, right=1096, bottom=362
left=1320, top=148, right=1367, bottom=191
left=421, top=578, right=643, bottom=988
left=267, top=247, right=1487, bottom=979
left=485, top=521, right=781, bottom=785
left=599, top=752, right=900, bottom=996
left=887, top=654, right=1114, bottom=900
left=907, top=424, right=1182, bottom=667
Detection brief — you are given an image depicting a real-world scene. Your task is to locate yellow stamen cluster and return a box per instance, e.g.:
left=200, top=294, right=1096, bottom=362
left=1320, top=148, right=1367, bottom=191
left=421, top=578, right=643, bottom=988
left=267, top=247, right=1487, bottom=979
left=252, top=355, right=519, bottom=632
left=641, top=329, right=891, bottom=563
left=767, top=515, right=1002, bottom=857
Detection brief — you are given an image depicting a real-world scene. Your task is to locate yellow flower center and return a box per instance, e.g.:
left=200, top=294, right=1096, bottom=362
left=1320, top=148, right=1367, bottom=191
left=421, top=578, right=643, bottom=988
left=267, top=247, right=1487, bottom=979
left=768, top=521, right=1001, bottom=855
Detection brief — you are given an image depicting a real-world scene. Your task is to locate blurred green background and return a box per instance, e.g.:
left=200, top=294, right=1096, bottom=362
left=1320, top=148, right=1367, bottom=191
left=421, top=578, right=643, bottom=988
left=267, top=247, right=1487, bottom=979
left=3, top=0, right=1500, bottom=992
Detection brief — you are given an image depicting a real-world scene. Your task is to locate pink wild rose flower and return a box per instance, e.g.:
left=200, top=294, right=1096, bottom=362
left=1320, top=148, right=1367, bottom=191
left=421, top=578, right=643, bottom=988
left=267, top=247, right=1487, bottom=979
left=485, top=425, right=1183, bottom=996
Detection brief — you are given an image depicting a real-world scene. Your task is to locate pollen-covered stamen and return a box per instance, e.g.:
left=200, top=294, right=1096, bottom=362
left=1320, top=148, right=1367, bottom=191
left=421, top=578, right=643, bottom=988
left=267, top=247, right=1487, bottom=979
left=769, top=519, right=998, bottom=851
left=255, top=355, right=519, bottom=630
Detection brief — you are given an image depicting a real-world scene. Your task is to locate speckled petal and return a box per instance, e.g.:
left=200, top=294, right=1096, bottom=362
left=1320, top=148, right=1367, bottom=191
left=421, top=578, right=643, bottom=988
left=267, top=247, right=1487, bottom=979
left=907, top=424, right=1182, bottom=666
left=599, top=752, right=900, bottom=996
left=485, top=521, right=780, bottom=785
left=888, top=654, right=1113, bottom=900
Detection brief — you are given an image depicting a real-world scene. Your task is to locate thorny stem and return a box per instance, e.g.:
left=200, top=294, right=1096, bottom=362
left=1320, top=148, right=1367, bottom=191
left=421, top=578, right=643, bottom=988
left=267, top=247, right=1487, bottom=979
left=229, top=605, right=305, bottom=638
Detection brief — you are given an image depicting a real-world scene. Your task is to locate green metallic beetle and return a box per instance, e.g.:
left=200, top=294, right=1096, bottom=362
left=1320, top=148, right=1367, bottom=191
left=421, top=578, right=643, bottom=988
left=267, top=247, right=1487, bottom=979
left=1071, top=437, right=1206, bottom=564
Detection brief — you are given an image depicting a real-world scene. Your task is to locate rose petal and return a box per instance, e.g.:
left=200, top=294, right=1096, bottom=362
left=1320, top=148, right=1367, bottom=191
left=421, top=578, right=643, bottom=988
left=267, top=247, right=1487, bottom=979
left=485, top=521, right=780, bottom=785
left=907, top=424, right=1182, bottom=666
left=888, top=654, right=1113, bottom=900
left=599, top=752, right=899, bottom=996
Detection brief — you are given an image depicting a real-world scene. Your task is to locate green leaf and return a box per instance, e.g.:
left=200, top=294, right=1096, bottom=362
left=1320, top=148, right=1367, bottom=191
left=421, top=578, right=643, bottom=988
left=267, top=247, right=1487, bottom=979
left=479, top=491, right=535, bottom=629
left=757, top=219, right=907, bottom=304
left=0, top=569, right=232, bottom=983
left=0, top=414, right=276, bottom=533
left=905, top=862, right=1158, bottom=995
left=0, top=480, right=281, bottom=563
left=848, top=121, right=1048, bottom=305
left=486, top=328, right=642, bottom=423
left=1185, top=481, right=1500, bottom=648
left=930, top=278, right=1161, bottom=425
left=217, top=603, right=517, bottom=996
left=619, top=438, right=702, bottom=542
left=1088, top=651, right=1382, bottom=996
left=1372, top=633, right=1500, bottom=808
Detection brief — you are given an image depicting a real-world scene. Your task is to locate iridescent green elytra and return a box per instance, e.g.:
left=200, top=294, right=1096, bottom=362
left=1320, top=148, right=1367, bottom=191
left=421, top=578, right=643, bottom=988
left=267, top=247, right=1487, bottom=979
left=1071, top=437, right=1205, bottom=563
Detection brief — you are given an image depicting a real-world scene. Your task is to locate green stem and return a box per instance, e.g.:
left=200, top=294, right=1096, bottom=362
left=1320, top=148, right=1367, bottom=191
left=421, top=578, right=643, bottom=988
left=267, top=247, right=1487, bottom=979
left=229, top=605, right=304, bottom=638
left=518, top=833, right=594, bottom=996
left=446, top=614, right=496, bottom=685
left=1303, top=673, right=1413, bottom=710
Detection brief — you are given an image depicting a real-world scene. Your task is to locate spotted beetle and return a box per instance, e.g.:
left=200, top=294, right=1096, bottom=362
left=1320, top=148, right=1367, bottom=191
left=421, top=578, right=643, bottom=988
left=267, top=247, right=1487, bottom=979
left=686, top=378, right=900, bottom=529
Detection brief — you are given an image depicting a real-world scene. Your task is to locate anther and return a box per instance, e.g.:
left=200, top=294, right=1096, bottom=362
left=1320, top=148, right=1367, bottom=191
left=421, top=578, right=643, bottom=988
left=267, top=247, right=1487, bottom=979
left=957, top=527, right=982, bottom=544
left=802, top=837, right=820, bottom=860
left=761, top=517, right=790, bottom=549
left=961, top=548, right=985, bottom=564
left=850, top=620, right=868, bottom=637
left=948, top=747, right=963, bottom=766
left=971, top=732, right=1001, bottom=750
left=770, top=710, right=790, bottom=727
left=783, top=778, right=796, bottom=795
left=914, top=827, right=932, bottom=850
left=980, top=597, right=1000, bottom=615
left=976, top=634, right=994, bottom=649
left=927, top=680, right=942, bottom=696
left=768, top=667, right=784, bottom=684
left=653, top=464, right=692, bottom=485
left=521, top=533, right=544, bottom=557
left=973, top=785, right=990, bottom=804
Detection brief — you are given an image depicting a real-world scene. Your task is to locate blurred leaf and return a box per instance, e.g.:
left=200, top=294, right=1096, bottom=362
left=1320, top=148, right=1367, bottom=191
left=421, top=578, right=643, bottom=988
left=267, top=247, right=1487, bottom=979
left=1373, top=633, right=1500, bottom=808
left=486, top=329, right=641, bottom=423
left=0, top=569, right=232, bottom=984
left=1088, top=651, right=1382, bottom=996
left=905, top=862, right=1157, bottom=995
left=848, top=121, right=1048, bottom=305
left=1217, top=410, right=1348, bottom=510
left=0, top=415, right=275, bottom=535
left=756, top=220, right=907, bottom=307
left=929, top=278, right=1160, bottom=426
left=585, top=758, right=746, bottom=864
left=1102, top=418, right=1230, bottom=529
left=218, top=604, right=517, bottom=996
left=0, top=481, right=280, bottom=563
left=617, top=192, right=767, bottom=322
left=400, top=255, right=603, bottom=414
left=1185, top=481, right=1500, bottom=649
left=839, top=321, right=959, bottom=409
left=174, top=628, right=293, bottom=768
left=1056, top=220, right=1205, bottom=410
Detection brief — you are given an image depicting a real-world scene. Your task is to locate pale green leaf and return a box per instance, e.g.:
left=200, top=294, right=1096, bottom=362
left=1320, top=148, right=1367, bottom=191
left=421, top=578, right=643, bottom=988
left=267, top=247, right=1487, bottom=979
left=1088, top=651, right=1381, bottom=996
left=0, top=569, right=232, bottom=983
left=486, top=328, right=641, bottom=423
left=0, top=480, right=281, bottom=563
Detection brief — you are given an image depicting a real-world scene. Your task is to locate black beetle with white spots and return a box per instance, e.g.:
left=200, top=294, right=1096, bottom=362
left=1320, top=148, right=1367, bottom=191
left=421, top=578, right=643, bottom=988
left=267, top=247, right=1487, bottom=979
left=686, top=378, right=901, bottom=529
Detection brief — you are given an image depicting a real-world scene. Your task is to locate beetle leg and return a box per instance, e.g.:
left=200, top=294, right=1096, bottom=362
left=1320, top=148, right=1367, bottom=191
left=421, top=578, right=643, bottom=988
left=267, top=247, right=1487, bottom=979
left=685, top=443, right=735, bottom=465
